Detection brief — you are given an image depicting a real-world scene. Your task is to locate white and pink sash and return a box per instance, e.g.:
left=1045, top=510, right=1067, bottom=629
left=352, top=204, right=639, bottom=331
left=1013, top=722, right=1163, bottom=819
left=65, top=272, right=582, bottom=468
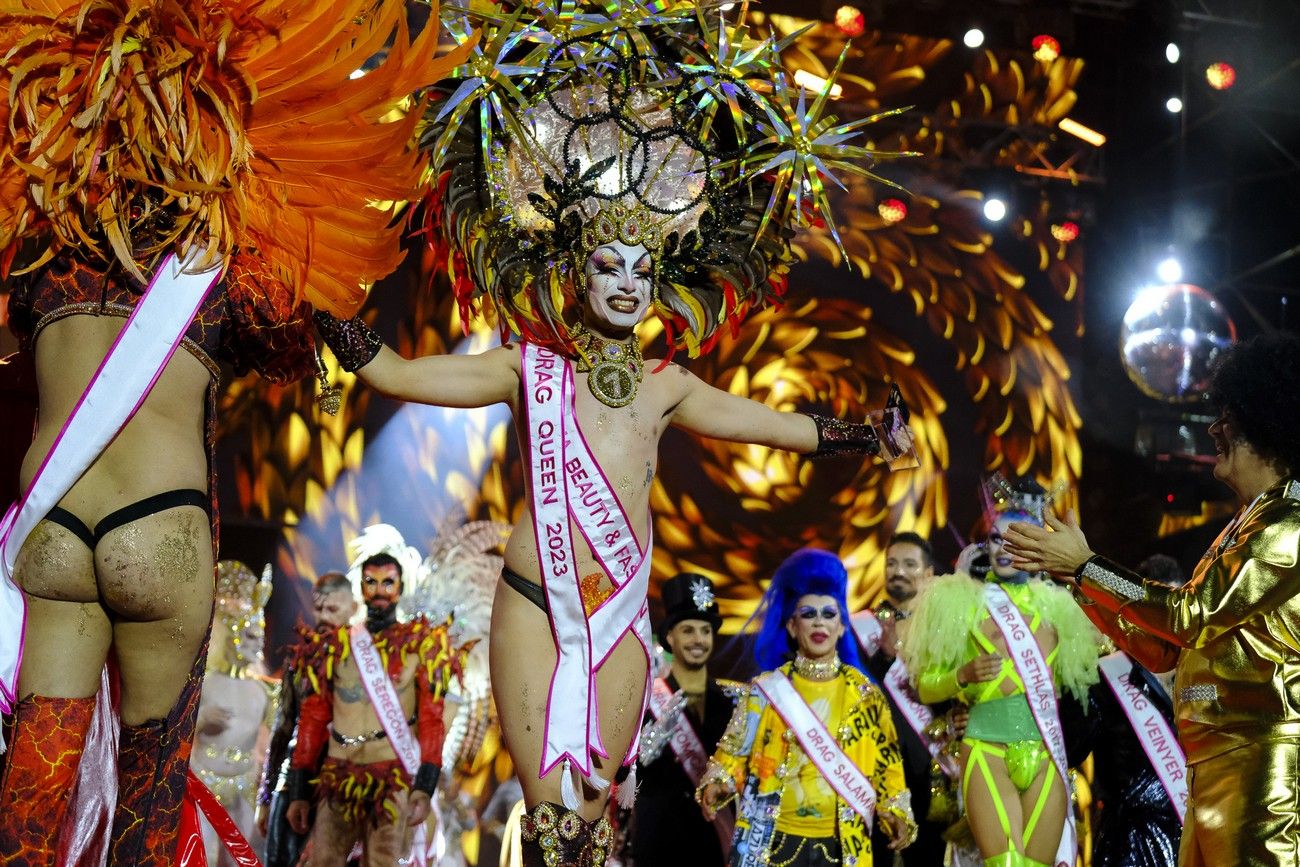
left=648, top=677, right=734, bottom=852
left=983, top=584, right=1074, bottom=867
left=1097, top=651, right=1187, bottom=822
left=0, top=252, right=222, bottom=732
left=522, top=343, right=653, bottom=807
left=882, top=659, right=959, bottom=779
left=754, top=670, right=878, bottom=830
left=350, top=624, right=435, bottom=865
left=849, top=609, right=884, bottom=658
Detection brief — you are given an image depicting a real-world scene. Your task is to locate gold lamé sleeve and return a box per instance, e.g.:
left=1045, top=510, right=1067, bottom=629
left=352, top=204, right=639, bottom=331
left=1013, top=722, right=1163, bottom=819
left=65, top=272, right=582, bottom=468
left=1081, top=500, right=1300, bottom=649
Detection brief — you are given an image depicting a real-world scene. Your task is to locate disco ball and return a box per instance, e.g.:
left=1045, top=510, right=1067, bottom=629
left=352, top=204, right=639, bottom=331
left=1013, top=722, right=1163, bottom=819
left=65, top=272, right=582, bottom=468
left=1120, top=283, right=1236, bottom=402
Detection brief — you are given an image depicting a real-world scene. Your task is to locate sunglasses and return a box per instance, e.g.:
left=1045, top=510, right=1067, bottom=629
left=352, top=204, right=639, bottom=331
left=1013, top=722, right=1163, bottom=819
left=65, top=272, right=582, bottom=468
left=795, top=605, right=841, bottom=622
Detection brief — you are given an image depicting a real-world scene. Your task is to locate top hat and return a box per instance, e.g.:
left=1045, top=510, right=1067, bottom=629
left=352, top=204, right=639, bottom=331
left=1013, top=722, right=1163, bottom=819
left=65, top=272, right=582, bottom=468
left=657, top=572, right=723, bottom=646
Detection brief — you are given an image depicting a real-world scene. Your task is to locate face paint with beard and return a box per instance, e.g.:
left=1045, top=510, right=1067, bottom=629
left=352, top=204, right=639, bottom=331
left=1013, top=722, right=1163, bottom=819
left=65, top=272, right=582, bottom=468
left=361, top=563, right=402, bottom=632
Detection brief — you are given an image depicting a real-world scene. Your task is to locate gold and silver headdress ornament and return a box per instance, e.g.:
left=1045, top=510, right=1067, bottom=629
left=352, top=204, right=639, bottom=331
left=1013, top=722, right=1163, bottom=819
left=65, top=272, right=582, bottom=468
left=214, top=560, right=273, bottom=671
left=422, top=1, right=915, bottom=361
left=984, top=473, right=1062, bottom=526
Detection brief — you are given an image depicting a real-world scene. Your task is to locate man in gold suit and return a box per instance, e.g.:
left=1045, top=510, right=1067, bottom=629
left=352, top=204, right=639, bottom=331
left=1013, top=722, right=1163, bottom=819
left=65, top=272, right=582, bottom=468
left=1004, top=333, right=1300, bottom=866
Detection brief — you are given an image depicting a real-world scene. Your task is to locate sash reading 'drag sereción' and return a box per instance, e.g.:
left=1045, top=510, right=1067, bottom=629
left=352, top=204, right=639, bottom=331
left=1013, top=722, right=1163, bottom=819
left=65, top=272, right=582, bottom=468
left=754, top=670, right=878, bottom=831
left=983, top=583, right=1075, bottom=867
left=1097, top=651, right=1187, bottom=822
left=522, top=343, right=653, bottom=804
left=349, top=624, right=435, bottom=865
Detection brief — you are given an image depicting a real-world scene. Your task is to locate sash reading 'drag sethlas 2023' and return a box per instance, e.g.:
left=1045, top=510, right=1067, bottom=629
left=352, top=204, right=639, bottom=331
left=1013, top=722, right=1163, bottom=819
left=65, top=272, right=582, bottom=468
left=983, top=584, right=1075, bottom=867
left=522, top=342, right=654, bottom=809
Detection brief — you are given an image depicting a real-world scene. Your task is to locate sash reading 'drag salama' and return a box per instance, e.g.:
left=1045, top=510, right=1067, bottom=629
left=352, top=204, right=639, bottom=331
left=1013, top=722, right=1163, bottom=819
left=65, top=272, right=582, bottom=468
left=648, top=677, right=735, bottom=852
left=523, top=343, right=654, bottom=808
left=350, top=624, right=435, bottom=865
left=882, top=660, right=960, bottom=779
left=1097, top=651, right=1187, bottom=821
left=983, top=584, right=1075, bottom=867
left=0, top=252, right=221, bottom=733
left=754, top=671, right=878, bottom=831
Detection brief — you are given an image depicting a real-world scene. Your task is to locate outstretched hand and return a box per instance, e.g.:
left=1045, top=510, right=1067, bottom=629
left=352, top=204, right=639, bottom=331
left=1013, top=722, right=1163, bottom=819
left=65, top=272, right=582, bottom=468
left=1001, top=509, right=1095, bottom=580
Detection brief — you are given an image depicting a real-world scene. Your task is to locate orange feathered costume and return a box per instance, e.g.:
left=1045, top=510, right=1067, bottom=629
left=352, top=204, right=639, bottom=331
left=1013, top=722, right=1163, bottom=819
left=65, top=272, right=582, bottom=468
left=0, top=1, right=472, bottom=864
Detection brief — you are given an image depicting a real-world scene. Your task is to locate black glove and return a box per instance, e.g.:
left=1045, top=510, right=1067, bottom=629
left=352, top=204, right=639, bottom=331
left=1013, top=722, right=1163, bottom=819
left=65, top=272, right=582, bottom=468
left=313, top=310, right=383, bottom=372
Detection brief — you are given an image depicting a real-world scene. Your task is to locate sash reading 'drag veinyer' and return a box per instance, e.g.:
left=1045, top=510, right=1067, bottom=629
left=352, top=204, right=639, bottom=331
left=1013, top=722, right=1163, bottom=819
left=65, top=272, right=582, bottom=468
left=522, top=343, right=654, bottom=807
left=1097, top=651, right=1187, bottom=821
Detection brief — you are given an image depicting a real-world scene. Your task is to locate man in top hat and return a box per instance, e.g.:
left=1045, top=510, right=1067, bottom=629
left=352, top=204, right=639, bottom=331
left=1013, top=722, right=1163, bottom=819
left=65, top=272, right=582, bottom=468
left=631, top=573, right=738, bottom=866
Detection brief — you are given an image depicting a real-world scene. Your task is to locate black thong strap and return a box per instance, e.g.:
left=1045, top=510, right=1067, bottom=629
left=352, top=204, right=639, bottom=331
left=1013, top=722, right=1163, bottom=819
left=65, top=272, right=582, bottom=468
left=502, top=567, right=548, bottom=614
left=45, top=507, right=94, bottom=549
left=43, top=489, right=210, bottom=549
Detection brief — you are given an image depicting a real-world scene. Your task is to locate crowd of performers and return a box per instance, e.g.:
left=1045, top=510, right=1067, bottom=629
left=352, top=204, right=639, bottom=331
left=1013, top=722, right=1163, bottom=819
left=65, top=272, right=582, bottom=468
left=2, top=1, right=1300, bottom=866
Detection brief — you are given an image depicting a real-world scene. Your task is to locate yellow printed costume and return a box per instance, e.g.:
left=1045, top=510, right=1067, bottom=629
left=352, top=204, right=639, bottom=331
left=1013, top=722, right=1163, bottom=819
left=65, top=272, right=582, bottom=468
left=704, top=661, right=914, bottom=867
left=1076, top=477, right=1300, bottom=867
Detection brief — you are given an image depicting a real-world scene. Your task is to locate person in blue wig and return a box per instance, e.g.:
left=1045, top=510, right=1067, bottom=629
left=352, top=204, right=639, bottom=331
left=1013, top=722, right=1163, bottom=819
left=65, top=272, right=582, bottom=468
left=697, top=548, right=916, bottom=867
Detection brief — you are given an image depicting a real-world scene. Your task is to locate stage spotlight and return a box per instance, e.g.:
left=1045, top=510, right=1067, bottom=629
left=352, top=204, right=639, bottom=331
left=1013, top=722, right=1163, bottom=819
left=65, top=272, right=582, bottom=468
left=835, top=5, right=866, bottom=37
left=878, top=198, right=907, bottom=224
left=1032, top=35, right=1061, bottom=63
left=1206, top=62, right=1237, bottom=90
left=1051, top=221, right=1080, bottom=243
left=792, top=69, right=843, bottom=98
left=1157, top=256, right=1183, bottom=283
left=1166, top=96, right=1184, bottom=113
left=1166, top=43, right=1181, bottom=63
left=983, top=198, right=1007, bottom=222
left=963, top=28, right=985, bottom=48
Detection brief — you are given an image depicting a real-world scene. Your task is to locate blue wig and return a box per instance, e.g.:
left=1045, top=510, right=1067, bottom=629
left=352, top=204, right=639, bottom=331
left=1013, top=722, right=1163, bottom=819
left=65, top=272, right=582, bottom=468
left=747, top=548, right=865, bottom=674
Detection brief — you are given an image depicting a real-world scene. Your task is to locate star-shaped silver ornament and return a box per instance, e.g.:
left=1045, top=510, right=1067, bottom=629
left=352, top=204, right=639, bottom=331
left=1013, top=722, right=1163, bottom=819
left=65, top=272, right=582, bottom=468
left=691, top=579, right=715, bottom=611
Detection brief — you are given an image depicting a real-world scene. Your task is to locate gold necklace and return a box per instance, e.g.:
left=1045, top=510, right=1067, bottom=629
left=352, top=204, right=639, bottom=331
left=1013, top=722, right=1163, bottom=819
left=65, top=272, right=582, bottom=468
left=793, top=654, right=841, bottom=681
left=575, top=327, right=643, bottom=408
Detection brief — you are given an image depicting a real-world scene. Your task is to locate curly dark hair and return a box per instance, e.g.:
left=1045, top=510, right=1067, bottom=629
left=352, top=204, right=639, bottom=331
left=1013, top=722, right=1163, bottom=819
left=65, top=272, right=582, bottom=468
left=1208, top=333, right=1300, bottom=475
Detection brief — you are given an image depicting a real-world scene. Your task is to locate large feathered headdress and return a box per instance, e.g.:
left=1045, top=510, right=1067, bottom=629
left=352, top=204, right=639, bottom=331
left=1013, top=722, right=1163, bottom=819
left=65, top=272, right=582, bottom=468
left=421, top=1, right=914, bottom=359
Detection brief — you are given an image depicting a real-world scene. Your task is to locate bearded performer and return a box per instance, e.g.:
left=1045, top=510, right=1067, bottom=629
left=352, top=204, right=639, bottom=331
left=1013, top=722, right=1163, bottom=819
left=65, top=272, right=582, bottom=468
left=191, top=561, right=275, bottom=866
left=696, top=549, right=916, bottom=866
left=633, top=573, right=738, bottom=866
left=310, top=7, right=915, bottom=864
left=899, top=480, right=1101, bottom=867
left=258, top=571, right=358, bottom=867
left=0, top=1, right=470, bottom=863
left=1004, top=333, right=1300, bottom=867
left=285, top=527, right=464, bottom=865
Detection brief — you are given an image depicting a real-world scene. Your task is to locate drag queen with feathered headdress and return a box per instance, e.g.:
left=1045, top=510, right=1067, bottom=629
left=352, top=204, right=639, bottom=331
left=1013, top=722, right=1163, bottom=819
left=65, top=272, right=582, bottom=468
left=899, top=479, right=1101, bottom=867
left=310, top=4, right=916, bottom=864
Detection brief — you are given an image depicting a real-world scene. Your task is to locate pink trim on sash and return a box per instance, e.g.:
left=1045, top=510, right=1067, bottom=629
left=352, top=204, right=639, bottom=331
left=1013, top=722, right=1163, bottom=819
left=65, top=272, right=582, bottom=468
left=1097, top=651, right=1187, bottom=822
left=521, top=343, right=653, bottom=794
left=0, top=252, right=221, bottom=718
left=882, top=659, right=959, bottom=779
left=349, top=624, right=436, bottom=864
left=648, top=677, right=734, bottom=853
left=754, top=670, right=878, bottom=830
left=983, top=584, right=1075, bottom=867
left=850, top=610, right=883, bottom=658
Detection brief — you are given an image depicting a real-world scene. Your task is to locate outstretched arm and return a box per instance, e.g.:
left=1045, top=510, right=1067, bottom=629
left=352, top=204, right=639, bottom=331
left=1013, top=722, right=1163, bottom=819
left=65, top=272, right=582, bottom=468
left=667, top=366, right=823, bottom=453
left=315, top=311, right=519, bottom=408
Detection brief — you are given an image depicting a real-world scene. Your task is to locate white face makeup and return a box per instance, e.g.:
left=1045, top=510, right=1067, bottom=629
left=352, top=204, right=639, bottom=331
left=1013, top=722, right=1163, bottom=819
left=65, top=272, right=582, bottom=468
left=583, top=241, right=653, bottom=333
